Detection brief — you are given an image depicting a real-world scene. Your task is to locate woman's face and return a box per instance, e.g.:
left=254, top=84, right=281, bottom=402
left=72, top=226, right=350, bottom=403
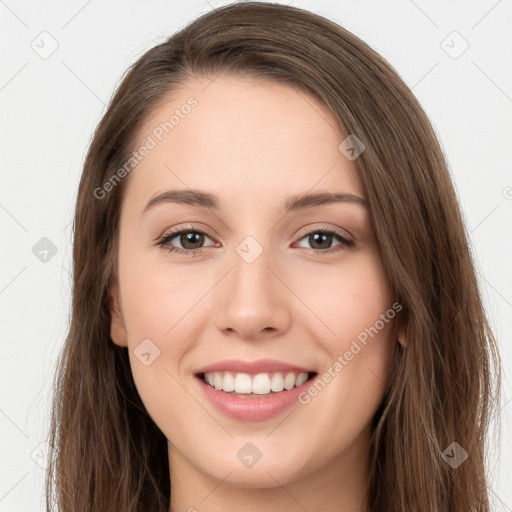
left=110, top=74, right=402, bottom=496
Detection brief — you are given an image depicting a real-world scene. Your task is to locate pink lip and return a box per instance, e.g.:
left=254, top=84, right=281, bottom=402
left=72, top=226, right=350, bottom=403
left=194, top=358, right=313, bottom=376
left=195, top=373, right=314, bottom=422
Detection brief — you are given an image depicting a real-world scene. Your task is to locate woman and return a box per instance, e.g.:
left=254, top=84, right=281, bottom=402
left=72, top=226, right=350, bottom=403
left=45, top=2, right=502, bottom=511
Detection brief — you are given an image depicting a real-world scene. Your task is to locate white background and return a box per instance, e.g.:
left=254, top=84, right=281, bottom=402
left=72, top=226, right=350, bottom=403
left=1, top=0, right=511, bottom=510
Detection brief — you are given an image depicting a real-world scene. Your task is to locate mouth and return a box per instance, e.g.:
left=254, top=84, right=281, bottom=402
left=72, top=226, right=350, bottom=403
left=195, top=370, right=318, bottom=398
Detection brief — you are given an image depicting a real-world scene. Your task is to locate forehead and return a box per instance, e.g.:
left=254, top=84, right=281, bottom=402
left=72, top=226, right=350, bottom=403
left=124, top=74, right=364, bottom=215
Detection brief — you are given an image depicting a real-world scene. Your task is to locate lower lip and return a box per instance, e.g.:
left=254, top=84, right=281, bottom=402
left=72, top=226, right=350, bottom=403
left=195, top=374, right=314, bottom=422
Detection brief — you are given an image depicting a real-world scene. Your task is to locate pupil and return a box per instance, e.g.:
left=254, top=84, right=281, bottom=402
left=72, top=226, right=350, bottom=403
left=182, top=232, right=204, bottom=249
left=311, top=232, right=331, bottom=249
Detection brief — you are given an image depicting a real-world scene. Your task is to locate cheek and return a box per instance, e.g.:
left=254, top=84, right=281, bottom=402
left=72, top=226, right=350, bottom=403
left=292, top=251, right=396, bottom=430
left=296, top=250, right=394, bottom=344
left=119, top=242, right=213, bottom=344
left=120, top=272, right=207, bottom=446
left=117, top=246, right=207, bottom=424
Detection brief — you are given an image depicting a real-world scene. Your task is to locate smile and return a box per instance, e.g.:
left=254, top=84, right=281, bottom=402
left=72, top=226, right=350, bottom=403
left=200, top=370, right=314, bottom=396
left=193, top=359, right=318, bottom=421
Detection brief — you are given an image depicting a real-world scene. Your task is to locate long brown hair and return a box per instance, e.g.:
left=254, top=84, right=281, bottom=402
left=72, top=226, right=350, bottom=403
left=46, top=2, right=502, bottom=510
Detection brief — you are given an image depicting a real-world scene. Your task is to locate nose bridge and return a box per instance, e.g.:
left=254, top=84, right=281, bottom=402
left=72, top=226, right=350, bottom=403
left=214, top=234, right=291, bottom=338
left=229, top=234, right=278, bottom=311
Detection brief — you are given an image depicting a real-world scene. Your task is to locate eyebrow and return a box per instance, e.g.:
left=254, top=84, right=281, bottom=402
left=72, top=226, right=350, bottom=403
left=142, top=189, right=369, bottom=215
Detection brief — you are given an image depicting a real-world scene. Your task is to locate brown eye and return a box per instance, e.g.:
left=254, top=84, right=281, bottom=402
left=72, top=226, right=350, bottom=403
left=157, top=228, right=216, bottom=254
left=308, top=232, right=334, bottom=250
left=295, top=228, right=354, bottom=253
left=178, top=231, right=206, bottom=250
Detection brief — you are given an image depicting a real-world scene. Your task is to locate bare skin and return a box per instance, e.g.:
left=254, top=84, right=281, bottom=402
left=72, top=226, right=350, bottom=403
left=109, top=74, right=405, bottom=512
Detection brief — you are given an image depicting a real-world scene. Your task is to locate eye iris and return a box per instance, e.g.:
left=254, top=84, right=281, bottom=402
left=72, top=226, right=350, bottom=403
left=310, top=232, right=332, bottom=250
left=181, top=231, right=204, bottom=249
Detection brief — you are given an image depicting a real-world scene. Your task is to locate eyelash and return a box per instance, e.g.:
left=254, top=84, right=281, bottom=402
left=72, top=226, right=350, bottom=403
left=155, top=224, right=355, bottom=257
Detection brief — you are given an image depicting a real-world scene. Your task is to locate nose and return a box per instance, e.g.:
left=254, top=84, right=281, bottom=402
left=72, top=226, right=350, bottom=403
left=214, top=243, right=292, bottom=341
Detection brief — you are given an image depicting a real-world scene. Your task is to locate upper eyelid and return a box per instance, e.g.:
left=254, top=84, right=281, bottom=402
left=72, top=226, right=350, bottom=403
left=158, top=224, right=353, bottom=245
left=294, top=223, right=353, bottom=241
left=160, top=225, right=212, bottom=240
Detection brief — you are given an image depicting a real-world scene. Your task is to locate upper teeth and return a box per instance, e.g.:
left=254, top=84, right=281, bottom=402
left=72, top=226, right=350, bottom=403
left=204, top=371, right=309, bottom=394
